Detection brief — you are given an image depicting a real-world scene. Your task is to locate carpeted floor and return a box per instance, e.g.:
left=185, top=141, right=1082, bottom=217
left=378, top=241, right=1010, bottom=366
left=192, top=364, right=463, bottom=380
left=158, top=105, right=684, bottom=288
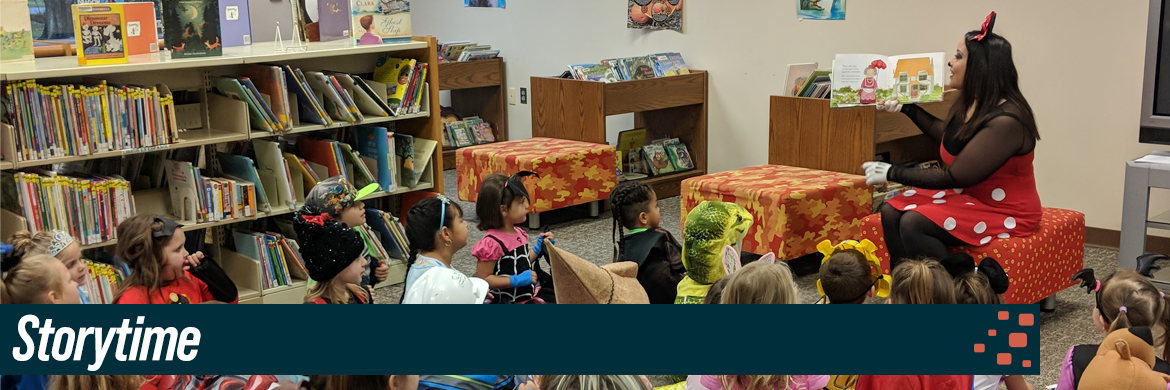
left=376, top=171, right=1118, bottom=388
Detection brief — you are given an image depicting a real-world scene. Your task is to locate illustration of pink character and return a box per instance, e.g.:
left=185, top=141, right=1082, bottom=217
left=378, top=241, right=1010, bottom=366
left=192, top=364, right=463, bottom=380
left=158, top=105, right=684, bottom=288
left=859, top=59, right=886, bottom=104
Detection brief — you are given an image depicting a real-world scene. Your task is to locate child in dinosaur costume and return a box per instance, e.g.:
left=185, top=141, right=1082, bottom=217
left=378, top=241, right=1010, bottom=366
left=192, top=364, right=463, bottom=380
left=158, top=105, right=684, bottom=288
left=675, top=200, right=754, bottom=304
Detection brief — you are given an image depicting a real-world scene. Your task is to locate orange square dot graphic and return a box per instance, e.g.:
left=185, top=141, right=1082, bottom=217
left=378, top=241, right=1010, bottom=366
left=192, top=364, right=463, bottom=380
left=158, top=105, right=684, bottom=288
left=997, top=353, right=1012, bottom=365
left=1010, top=333, right=1027, bottom=348
left=1023, top=360, right=1032, bottom=368
left=999, top=311, right=1010, bottom=320
left=989, top=329, right=997, bottom=337
left=974, top=344, right=985, bottom=353
left=1019, top=313, right=1035, bottom=326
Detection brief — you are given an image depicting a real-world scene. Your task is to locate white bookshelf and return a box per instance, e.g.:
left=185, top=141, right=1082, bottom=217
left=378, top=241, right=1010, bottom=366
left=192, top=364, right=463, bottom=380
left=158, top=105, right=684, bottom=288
left=0, top=37, right=445, bottom=301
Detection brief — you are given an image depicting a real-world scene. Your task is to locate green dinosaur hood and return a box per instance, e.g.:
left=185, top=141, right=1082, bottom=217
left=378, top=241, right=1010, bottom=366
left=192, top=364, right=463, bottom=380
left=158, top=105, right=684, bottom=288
left=682, top=201, right=754, bottom=284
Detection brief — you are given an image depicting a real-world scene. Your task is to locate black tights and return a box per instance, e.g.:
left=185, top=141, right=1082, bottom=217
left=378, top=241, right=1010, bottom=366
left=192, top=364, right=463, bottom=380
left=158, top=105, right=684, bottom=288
left=880, top=203, right=966, bottom=270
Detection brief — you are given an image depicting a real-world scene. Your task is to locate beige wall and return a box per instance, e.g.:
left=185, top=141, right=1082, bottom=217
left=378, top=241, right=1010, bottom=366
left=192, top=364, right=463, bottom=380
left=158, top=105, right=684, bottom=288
left=414, top=0, right=1162, bottom=231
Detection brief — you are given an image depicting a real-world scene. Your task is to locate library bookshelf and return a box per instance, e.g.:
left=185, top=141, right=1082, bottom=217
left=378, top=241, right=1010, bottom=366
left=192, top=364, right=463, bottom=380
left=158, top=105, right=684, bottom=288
left=437, top=58, right=508, bottom=170
left=0, top=37, right=444, bottom=303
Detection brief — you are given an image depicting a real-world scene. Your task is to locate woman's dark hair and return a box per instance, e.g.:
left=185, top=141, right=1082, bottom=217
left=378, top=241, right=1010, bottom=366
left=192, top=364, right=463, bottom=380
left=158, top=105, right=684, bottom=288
left=609, top=180, right=655, bottom=261
left=950, top=29, right=1040, bottom=142
left=404, top=197, right=462, bottom=263
left=475, top=173, right=519, bottom=231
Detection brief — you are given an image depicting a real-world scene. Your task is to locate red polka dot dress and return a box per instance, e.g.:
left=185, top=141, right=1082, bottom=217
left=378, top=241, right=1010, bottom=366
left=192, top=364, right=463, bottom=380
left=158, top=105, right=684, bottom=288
left=883, top=104, right=1042, bottom=246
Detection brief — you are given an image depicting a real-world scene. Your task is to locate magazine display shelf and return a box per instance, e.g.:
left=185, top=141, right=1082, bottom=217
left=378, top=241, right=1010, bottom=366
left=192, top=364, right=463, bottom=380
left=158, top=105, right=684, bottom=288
left=530, top=70, right=708, bottom=199
left=437, top=58, right=508, bottom=170
left=0, top=37, right=444, bottom=297
left=768, top=90, right=958, bottom=175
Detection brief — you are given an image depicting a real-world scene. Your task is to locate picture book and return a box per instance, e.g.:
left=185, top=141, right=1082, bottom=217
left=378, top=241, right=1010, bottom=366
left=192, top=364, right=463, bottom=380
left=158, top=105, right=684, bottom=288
left=830, top=52, right=945, bottom=108
left=448, top=121, right=473, bottom=147
left=161, top=0, right=222, bottom=58
left=245, top=0, right=290, bottom=43
left=0, top=0, right=34, bottom=62
left=651, top=53, right=689, bottom=77
left=796, top=69, right=832, bottom=99
left=569, top=64, right=618, bottom=82
left=219, top=0, right=250, bottom=46
left=642, top=143, right=674, bottom=175
left=786, top=62, right=819, bottom=96
left=626, top=56, right=657, bottom=80
left=665, top=142, right=694, bottom=171
left=355, top=125, right=396, bottom=192
left=617, top=128, right=647, bottom=158
left=373, top=56, right=416, bottom=115
left=352, top=0, right=410, bottom=45
left=73, top=4, right=130, bottom=66
left=121, top=2, right=159, bottom=55
left=317, top=0, right=350, bottom=41
left=666, top=52, right=690, bottom=74
left=392, top=133, right=415, bottom=188
left=471, top=122, right=494, bottom=143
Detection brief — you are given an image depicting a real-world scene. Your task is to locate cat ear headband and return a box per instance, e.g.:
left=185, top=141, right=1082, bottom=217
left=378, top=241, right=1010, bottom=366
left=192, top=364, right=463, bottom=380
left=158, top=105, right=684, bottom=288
left=815, top=239, right=891, bottom=299
left=152, top=217, right=183, bottom=238
left=970, top=11, right=996, bottom=42
left=502, top=171, right=540, bottom=203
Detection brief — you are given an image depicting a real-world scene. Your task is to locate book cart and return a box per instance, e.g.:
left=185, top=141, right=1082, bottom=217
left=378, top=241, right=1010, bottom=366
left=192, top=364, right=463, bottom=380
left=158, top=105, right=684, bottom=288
left=437, top=57, right=508, bottom=170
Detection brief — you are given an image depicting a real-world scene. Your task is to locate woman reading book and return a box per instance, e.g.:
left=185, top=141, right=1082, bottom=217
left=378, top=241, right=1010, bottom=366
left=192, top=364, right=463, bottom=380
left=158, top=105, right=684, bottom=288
left=863, top=11, right=1042, bottom=269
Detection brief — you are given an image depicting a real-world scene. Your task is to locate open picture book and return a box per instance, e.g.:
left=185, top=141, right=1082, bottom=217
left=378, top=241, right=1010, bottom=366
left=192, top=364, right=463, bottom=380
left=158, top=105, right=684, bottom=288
left=830, top=52, right=946, bottom=108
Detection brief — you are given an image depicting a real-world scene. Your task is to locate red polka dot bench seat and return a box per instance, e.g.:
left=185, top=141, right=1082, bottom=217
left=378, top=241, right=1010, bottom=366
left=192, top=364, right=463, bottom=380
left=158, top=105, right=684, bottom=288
left=681, top=165, right=872, bottom=260
left=457, top=137, right=618, bottom=214
left=858, top=207, right=1085, bottom=304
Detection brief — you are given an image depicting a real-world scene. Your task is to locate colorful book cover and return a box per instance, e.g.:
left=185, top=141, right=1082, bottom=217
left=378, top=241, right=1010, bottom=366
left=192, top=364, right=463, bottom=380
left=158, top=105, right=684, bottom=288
left=372, top=57, right=415, bottom=115
left=352, top=0, right=410, bottom=46
left=73, top=4, right=130, bottom=66
left=578, top=64, right=618, bottom=82
left=830, top=52, right=945, bottom=108
left=122, top=2, right=159, bottom=55
left=797, top=0, right=845, bottom=20
left=317, top=0, right=350, bottom=41
left=665, top=142, right=693, bottom=170
left=627, top=56, right=657, bottom=80
left=161, top=0, right=222, bottom=58
left=219, top=0, right=251, bottom=47
left=642, top=143, right=674, bottom=175
left=449, top=121, right=472, bottom=147
left=356, top=125, right=394, bottom=192
left=0, top=0, right=35, bottom=62
left=666, top=52, right=690, bottom=74
left=392, top=133, right=415, bottom=188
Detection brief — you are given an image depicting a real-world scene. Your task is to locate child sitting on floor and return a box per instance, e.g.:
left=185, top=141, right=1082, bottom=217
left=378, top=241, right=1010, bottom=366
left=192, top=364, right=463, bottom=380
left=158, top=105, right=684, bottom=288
left=719, top=260, right=799, bottom=304
left=815, top=240, right=889, bottom=304
left=887, top=259, right=955, bottom=305
left=303, top=176, right=390, bottom=287
left=610, top=180, right=686, bottom=304
left=686, top=375, right=830, bottom=390
left=940, top=254, right=1030, bottom=390
left=9, top=230, right=90, bottom=303
left=1, top=254, right=81, bottom=304
left=295, top=206, right=373, bottom=304
left=472, top=172, right=555, bottom=304
left=114, top=215, right=238, bottom=304
left=400, top=196, right=491, bottom=304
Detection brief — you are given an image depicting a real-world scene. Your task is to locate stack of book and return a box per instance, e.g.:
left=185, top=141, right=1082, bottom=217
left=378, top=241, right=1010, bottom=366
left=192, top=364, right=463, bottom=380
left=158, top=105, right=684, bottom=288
left=232, top=230, right=309, bottom=290
left=616, top=129, right=695, bottom=180
left=164, top=159, right=259, bottom=224
left=438, top=41, right=499, bottom=62
left=441, top=116, right=496, bottom=149
left=2, top=170, right=135, bottom=246
left=871, top=160, right=941, bottom=213
left=82, top=259, right=126, bottom=304
left=375, top=209, right=410, bottom=260
left=2, top=80, right=181, bottom=162
left=373, top=56, right=430, bottom=116
left=567, top=53, right=690, bottom=82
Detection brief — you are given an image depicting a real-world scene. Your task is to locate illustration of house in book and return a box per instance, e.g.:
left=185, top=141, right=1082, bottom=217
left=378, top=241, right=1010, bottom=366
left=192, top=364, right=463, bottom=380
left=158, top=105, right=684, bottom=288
left=893, top=57, right=936, bottom=101
left=831, top=52, right=944, bottom=108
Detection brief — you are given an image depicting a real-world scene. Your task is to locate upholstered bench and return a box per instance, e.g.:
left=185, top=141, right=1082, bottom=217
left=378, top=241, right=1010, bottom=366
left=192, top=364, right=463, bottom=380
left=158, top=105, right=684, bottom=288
left=457, top=137, right=618, bottom=228
left=858, top=207, right=1085, bottom=306
left=681, top=165, right=872, bottom=260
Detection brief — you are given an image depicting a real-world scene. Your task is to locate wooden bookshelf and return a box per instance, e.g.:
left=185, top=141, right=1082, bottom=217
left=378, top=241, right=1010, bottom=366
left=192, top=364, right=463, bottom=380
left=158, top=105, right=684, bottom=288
left=768, top=91, right=958, bottom=175
left=437, top=58, right=508, bottom=170
left=530, top=71, right=708, bottom=198
left=0, top=37, right=445, bottom=297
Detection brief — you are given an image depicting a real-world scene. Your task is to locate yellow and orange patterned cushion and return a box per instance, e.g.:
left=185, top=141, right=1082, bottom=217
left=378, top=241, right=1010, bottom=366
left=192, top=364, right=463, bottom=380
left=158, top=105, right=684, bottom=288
left=681, top=165, right=872, bottom=260
left=457, top=138, right=618, bottom=214
left=858, top=207, right=1084, bottom=304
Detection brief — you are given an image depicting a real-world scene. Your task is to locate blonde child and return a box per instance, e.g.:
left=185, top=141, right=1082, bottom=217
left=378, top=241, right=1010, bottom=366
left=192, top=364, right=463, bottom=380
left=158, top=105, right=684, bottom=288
left=1057, top=270, right=1170, bottom=389
left=719, top=261, right=799, bottom=304
left=686, top=375, right=830, bottom=390
left=9, top=230, right=89, bottom=303
left=472, top=172, right=555, bottom=304
left=113, top=215, right=237, bottom=304
left=1, top=254, right=82, bottom=304
left=294, top=206, right=372, bottom=304
left=940, top=254, right=1030, bottom=390
left=887, top=259, right=956, bottom=304
left=538, top=376, right=650, bottom=390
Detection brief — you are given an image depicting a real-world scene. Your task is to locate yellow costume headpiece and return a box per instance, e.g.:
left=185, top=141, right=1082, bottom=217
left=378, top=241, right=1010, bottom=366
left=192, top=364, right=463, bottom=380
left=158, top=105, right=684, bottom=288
left=815, top=239, right=891, bottom=300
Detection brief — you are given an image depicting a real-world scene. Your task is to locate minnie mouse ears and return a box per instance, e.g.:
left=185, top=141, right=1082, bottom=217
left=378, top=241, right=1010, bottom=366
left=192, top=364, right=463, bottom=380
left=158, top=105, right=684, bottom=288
left=503, top=171, right=540, bottom=202
left=940, top=253, right=1009, bottom=294
left=970, top=11, right=997, bottom=42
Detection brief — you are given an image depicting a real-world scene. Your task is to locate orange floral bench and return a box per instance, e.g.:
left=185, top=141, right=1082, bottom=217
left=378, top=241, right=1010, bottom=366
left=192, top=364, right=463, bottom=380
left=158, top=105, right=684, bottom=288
left=858, top=207, right=1085, bottom=305
left=681, top=165, right=872, bottom=260
left=457, top=137, right=618, bottom=228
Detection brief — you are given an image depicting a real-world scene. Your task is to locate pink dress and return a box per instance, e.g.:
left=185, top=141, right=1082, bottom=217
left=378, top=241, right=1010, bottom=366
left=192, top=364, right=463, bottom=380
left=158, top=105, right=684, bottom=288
left=859, top=77, right=878, bottom=104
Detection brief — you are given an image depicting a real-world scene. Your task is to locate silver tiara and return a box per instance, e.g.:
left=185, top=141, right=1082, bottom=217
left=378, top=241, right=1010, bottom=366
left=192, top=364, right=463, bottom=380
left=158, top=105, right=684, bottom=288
left=46, top=230, right=75, bottom=257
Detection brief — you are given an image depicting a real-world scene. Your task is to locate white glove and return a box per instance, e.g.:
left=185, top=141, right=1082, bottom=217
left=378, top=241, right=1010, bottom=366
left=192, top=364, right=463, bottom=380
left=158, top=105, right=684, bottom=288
left=877, top=99, right=902, bottom=113
left=862, top=161, right=891, bottom=185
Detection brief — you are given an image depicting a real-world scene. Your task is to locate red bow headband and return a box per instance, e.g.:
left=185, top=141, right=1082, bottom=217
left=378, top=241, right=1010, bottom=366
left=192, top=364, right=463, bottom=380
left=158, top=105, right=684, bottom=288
left=302, top=213, right=333, bottom=226
left=970, top=11, right=996, bottom=41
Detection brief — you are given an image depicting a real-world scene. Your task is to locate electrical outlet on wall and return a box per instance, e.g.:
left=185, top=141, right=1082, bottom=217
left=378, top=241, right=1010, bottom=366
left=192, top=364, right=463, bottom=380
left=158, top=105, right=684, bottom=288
left=508, top=88, right=517, bottom=105
left=520, top=88, right=527, bottom=104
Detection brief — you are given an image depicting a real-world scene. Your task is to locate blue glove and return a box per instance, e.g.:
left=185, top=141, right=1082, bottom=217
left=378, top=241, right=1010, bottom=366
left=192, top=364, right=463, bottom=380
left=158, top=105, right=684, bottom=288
left=509, top=271, right=534, bottom=288
left=533, top=237, right=556, bottom=256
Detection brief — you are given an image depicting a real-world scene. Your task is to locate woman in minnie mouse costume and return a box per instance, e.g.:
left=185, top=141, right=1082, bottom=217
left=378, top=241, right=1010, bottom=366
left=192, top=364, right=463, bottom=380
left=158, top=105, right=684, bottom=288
left=864, top=11, right=1042, bottom=269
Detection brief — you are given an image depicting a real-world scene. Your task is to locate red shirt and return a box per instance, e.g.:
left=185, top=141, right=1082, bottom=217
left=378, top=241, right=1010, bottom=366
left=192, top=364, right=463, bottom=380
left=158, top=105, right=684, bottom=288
left=115, top=271, right=239, bottom=304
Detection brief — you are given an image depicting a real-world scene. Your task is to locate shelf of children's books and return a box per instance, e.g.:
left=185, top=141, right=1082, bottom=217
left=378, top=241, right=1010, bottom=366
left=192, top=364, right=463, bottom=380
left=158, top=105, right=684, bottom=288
left=640, top=169, right=705, bottom=199
left=12, top=128, right=249, bottom=169
left=0, top=52, right=241, bottom=82
left=229, top=40, right=429, bottom=64
left=248, top=111, right=432, bottom=139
